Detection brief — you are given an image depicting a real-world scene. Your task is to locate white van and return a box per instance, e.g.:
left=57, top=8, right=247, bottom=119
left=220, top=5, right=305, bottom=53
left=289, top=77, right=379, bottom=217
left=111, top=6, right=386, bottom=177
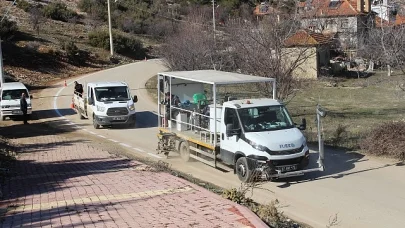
left=0, top=82, right=32, bottom=121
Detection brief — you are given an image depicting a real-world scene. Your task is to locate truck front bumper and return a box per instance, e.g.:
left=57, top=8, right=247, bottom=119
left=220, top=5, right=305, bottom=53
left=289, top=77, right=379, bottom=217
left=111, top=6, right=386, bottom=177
left=94, top=114, right=136, bottom=126
left=247, top=149, right=310, bottom=176
left=1, top=108, right=33, bottom=117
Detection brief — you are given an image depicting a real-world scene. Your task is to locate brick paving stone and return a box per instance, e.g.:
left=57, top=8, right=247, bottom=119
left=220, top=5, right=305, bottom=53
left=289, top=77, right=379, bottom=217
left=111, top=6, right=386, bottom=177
left=0, top=134, right=268, bottom=228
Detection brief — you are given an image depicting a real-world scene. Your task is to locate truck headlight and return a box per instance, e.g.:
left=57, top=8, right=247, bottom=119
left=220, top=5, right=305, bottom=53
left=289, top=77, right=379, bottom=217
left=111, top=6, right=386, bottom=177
left=128, top=104, right=135, bottom=111
left=249, top=141, right=267, bottom=152
left=96, top=105, right=105, bottom=112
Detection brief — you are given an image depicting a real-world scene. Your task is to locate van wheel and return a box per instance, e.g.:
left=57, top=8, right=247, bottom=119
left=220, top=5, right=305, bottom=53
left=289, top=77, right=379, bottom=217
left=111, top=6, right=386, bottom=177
left=93, top=115, right=100, bottom=129
left=1, top=115, right=6, bottom=121
left=236, top=157, right=252, bottom=183
left=179, top=141, right=191, bottom=162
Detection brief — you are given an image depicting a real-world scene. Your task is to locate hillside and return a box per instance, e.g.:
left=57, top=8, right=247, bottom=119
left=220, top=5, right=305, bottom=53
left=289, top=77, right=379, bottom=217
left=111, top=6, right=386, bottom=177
left=0, top=0, right=158, bottom=89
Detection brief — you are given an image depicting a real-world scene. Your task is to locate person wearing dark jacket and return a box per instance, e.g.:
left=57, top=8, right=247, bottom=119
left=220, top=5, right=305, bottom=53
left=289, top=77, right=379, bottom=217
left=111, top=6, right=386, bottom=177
left=20, top=92, right=28, bottom=124
left=74, top=81, right=84, bottom=97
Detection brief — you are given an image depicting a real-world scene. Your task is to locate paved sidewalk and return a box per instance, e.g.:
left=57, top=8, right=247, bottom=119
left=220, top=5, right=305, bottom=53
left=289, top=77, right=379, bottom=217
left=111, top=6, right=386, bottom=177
left=0, top=132, right=267, bottom=227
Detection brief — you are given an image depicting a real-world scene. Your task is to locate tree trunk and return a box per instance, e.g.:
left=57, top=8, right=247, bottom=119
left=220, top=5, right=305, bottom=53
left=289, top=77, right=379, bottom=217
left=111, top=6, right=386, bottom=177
left=387, top=65, right=391, bottom=77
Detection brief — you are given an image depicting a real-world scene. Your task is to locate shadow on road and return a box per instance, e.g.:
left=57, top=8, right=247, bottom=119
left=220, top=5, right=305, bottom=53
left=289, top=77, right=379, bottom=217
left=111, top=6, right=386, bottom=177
left=275, top=146, right=404, bottom=188
left=0, top=119, right=80, bottom=139
left=136, top=111, right=158, bottom=128
left=107, top=111, right=158, bottom=130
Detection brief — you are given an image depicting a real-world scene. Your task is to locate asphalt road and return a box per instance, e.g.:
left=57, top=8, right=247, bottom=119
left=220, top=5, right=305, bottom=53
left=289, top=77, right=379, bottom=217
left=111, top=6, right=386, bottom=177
left=36, top=60, right=405, bottom=228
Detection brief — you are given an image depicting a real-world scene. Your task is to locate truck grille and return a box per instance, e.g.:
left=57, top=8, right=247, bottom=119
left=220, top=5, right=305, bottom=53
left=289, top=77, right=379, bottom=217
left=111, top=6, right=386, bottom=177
left=267, top=145, right=304, bottom=156
left=270, top=156, right=303, bottom=166
left=106, top=107, right=128, bottom=116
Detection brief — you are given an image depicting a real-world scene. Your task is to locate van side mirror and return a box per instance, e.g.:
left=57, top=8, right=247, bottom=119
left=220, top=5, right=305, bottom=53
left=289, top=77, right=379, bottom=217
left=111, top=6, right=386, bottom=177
left=298, top=118, right=306, bottom=130
left=30, top=95, right=33, bottom=99
left=133, top=95, right=138, bottom=103
left=88, top=97, right=94, bottom=105
left=226, top=123, right=241, bottom=137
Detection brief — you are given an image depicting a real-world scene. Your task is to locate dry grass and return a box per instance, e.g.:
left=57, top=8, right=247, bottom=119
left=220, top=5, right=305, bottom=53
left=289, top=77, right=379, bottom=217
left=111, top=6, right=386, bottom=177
left=287, top=71, right=405, bottom=150
left=1, top=1, right=158, bottom=88
left=360, top=121, right=405, bottom=160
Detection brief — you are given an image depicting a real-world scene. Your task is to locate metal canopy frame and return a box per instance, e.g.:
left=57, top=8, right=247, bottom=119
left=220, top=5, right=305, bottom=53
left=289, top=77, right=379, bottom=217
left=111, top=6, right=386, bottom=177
left=159, top=70, right=276, bottom=85
left=157, top=70, right=277, bottom=167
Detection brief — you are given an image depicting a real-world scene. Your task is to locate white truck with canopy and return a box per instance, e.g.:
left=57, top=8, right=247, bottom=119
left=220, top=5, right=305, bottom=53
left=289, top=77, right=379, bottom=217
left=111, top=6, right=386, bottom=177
left=156, top=70, right=325, bottom=182
left=73, top=81, right=138, bottom=129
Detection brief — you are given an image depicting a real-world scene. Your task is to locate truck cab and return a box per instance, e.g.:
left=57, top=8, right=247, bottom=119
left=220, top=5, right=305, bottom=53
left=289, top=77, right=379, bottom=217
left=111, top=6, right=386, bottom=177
left=0, top=82, right=33, bottom=121
left=75, top=81, right=138, bottom=129
left=219, top=98, right=309, bottom=182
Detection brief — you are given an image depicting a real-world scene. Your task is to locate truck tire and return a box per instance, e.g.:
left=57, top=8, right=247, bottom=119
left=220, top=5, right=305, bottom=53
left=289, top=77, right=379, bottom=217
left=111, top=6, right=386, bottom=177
left=235, top=157, right=253, bottom=183
left=1, top=115, right=6, bottom=121
left=93, top=115, right=100, bottom=129
left=179, top=141, right=191, bottom=162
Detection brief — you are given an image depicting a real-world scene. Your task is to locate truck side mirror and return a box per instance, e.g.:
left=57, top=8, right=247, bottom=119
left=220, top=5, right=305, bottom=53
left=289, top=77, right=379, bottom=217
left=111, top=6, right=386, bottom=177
left=298, top=118, right=306, bottom=130
left=133, top=95, right=138, bottom=103
left=30, top=95, right=33, bottom=99
left=226, top=123, right=241, bottom=137
left=88, top=97, right=94, bottom=105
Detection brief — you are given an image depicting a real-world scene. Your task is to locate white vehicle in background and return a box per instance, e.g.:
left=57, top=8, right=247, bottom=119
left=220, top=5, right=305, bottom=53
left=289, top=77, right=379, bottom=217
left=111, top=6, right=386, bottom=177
left=0, top=82, right=33, bottom=121
left=72, top=81, right=138, bottom=129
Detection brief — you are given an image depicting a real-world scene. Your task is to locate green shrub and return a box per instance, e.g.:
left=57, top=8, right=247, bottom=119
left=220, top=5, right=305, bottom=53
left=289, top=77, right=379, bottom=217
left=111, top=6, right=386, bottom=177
left=16, top=0, right=32, bottom=12
left=60, top=40, right=89, bottom=65
left=0, top=17, right=18, bottom=40
left=78, top=0, right=107, bottom=21
left=88, top=30, right=146, bottom=59
left=42, top=2, right=77, bottom=22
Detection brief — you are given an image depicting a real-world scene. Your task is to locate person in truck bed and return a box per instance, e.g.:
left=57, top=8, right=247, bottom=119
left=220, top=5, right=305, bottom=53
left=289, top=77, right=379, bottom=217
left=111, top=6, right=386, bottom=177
left=161, top=92, right=180, bottom=127
left=74, top=81, right=84, bottom=97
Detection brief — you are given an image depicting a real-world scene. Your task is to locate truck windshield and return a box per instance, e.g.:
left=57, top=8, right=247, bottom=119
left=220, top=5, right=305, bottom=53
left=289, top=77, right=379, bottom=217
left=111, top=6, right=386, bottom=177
left=2, top=89, right=29, bottom=100
left=94, top=86, right=130, bottom=101
left=238, top=105, right=294, bottom=132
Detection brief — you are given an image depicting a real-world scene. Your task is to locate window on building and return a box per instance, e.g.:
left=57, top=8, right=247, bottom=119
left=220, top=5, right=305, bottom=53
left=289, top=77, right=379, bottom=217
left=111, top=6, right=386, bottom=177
left=340, top=19, right=349, bottom=28
left=328, top=0, right=342, bottom=8
left=326, top=19, right=335, bottom=28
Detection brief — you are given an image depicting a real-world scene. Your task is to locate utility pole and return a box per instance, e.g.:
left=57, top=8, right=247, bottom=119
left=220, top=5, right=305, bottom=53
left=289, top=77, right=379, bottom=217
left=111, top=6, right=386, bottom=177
left=212, top=0, right=216, bottom=42
left=0, top=38, right=4, bottom=85
left=107, top=0, right=114, bottom=56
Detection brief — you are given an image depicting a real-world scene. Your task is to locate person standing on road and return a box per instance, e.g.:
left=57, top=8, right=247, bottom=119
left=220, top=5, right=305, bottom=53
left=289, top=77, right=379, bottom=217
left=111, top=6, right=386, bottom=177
left=20, top=92, right=28, bottom=125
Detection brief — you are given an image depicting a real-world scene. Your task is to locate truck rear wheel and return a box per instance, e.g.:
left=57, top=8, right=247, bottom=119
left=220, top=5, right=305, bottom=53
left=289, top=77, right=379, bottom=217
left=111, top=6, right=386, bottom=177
left=179, top=141, right=191, bottom=162
left=236, top=157, right=253, bottom=183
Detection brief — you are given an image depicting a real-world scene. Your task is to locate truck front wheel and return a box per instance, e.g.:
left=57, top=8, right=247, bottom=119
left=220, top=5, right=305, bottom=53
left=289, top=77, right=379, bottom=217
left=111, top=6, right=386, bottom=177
left=93, top=115, right=100, bottom=129
left=235, top=157, right=253, bottom=183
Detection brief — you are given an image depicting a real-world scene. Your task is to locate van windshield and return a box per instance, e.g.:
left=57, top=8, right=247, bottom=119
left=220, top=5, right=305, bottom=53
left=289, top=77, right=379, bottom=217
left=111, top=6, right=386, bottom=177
left=238, top=105, right=294, bottom=132
left=2, top=89, right=29, bottom=100
left=94, top=86, right=130, bottom=101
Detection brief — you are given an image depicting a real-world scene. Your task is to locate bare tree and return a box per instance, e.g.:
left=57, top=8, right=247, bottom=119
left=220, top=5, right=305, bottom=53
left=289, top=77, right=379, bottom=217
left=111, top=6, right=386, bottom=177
left=224, top=15, right=315, bottom=101
left=29, top=7, right=44, bottom=35
left=158, top=6, right=235, bottom=71
left=159, top=5, right=318, bottom=101
left=358, top=22, right=405, bottom=76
